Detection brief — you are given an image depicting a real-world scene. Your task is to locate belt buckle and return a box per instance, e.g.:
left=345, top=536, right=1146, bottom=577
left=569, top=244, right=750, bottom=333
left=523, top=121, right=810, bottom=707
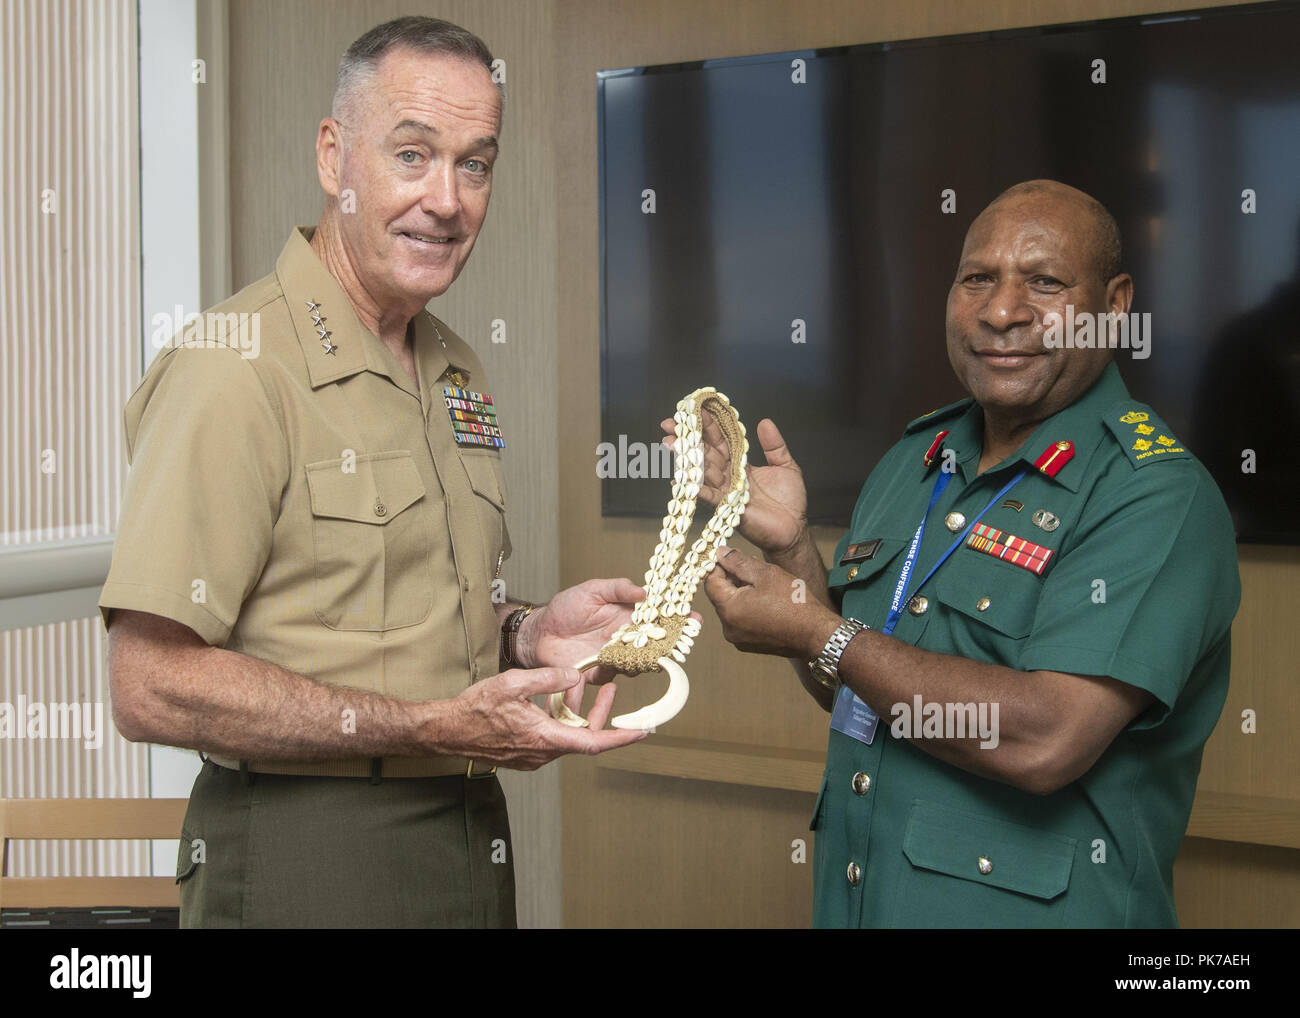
left=466, top=758, right=497, bottom=779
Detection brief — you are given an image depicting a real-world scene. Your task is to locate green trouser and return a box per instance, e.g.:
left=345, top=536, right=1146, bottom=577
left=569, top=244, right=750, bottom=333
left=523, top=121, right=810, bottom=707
left=176, top=760, right=516, bottom=928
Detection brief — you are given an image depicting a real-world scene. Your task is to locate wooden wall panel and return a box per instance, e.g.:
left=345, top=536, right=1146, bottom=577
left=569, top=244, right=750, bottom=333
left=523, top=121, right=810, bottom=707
left=554, top=0, right=1296, bottom=928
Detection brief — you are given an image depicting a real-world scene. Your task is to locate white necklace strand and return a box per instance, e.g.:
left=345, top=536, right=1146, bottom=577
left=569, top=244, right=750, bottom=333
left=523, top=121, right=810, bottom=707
left=550, top=387, right=750, bottom=731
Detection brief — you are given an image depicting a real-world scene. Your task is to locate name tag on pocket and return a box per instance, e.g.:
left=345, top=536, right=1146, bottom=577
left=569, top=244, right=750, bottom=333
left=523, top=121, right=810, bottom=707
left=840, top=538, right=882, bottom=565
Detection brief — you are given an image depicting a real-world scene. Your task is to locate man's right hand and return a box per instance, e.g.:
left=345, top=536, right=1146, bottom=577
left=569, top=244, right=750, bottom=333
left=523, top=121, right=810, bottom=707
left=661, top=414, right=809, bottom=557
left=434, top=666, right=646, bottom=771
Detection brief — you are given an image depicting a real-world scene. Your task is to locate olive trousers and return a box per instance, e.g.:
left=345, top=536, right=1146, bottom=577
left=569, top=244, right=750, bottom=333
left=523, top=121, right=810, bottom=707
left=176, top=760, right=516, bottom=928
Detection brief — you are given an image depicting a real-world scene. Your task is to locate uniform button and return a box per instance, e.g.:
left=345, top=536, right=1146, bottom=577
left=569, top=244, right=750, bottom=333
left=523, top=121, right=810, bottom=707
left=944, top=511, right=966, bottom=532
left=851, top=771, right=871, bottom=795
left=847, top=565, right=859, bottom=581
left=977, top=856, right=993, bottom=875
left=847, top=861, right=862, bottom=886
left=907, top=595, right=929, bottom=616
left=976, top=596, right=991, bottom=612
left=462, top=577, right=470, bottom=592
left=374, top=501, right=387, bottom=518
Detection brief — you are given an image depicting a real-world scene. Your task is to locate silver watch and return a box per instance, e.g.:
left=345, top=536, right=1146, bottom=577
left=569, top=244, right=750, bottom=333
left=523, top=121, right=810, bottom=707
left=808, top=618, right=869, bottom=691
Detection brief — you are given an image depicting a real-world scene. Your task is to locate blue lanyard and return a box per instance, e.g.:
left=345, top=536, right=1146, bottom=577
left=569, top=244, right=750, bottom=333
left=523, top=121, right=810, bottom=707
left=880, top=467, right=1029, bottom=636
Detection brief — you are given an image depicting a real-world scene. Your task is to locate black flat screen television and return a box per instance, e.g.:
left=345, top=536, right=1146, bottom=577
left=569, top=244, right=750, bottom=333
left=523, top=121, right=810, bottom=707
left=597, top=2, right=1300, bottom=544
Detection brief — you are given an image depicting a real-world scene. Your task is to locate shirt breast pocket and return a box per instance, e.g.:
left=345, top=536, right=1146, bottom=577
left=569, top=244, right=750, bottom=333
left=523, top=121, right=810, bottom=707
left=932, top=549, right=1042, bottom=663
left=305, top=450, right=434, bottom=631
left=459, top=451, right=510, bottom=575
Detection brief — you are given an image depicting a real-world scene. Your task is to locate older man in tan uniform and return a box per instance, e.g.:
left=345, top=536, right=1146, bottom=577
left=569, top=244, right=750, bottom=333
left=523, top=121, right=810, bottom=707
left=99, top=17, right=642, bottom=928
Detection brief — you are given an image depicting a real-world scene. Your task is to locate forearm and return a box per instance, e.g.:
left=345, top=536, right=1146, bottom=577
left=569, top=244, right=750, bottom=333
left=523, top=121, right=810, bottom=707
left=110, top=622, right=455, bottom=761
left=832, top=628, right=1067, bottom=793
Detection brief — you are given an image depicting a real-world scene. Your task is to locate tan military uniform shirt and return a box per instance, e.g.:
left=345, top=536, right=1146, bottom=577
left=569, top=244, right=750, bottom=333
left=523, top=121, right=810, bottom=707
left=100, top=227, right=510, bottom=714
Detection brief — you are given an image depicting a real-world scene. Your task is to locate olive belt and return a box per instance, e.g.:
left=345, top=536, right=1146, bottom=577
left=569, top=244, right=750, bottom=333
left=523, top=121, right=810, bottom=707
left=204, top=753, right=497, bottom=780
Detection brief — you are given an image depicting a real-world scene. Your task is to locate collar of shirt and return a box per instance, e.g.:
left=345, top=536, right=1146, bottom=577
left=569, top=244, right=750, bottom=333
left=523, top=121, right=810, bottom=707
left=941, top=360, right=1131, bottom=492
left=274, top=226, right=475, bottom=402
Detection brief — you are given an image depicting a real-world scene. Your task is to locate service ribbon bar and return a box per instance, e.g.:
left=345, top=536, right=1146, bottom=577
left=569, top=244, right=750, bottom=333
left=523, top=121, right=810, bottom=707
left=964, top=522, right=1054, bottom=576
left=444, top=385, right=505, bottom=449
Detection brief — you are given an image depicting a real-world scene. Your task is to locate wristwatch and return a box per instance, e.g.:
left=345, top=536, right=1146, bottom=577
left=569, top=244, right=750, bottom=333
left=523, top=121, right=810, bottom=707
left=500, top=603, right=538, bottom=668
left=808, top=618, right=869, bottom=691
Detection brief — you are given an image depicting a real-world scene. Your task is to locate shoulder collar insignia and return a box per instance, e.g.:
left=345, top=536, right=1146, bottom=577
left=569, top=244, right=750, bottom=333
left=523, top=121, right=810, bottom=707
left=1033, top=440, right=1074, bottom=478
left=922, top=430, right=950, bottom=468
left=1104, top=402, right=1190, bottom=468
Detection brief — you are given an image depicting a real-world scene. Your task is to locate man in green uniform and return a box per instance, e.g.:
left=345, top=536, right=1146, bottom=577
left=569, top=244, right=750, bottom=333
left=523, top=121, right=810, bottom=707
left=100, top=17, right=645, bottom=927
left=695, top=180, right=1239, bottom=927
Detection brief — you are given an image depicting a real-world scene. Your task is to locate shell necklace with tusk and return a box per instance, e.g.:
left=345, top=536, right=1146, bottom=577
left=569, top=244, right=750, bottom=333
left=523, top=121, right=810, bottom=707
left=549, top=387, right=750, bottom=731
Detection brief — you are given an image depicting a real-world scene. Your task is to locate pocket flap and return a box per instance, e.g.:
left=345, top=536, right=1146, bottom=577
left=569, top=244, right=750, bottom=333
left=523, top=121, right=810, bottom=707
left=306, top=451, right=425, bottom=524
left=461, top=453, right=506, bottom=511
left=827, top=537, right=909, bottom=591
left=932, top=555, right=1040, bottom=638
left=902, top=799, right=1075, bottom=900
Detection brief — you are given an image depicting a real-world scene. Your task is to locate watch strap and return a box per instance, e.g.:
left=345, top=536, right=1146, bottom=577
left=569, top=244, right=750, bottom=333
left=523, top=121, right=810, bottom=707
left=809, top=617, right=869, bottom=689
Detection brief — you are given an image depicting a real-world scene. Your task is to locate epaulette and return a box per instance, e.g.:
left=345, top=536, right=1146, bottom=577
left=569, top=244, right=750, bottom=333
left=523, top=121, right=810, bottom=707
left=903, top=397, right=974, bottom=435
left=1102, top=401, right=1192, bottom=468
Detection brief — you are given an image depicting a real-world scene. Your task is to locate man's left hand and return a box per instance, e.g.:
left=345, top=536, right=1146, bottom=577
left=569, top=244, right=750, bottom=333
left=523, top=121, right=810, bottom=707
left=705, top=547, right=840, bottom=659
left=521, top=578, right=643, bottom=711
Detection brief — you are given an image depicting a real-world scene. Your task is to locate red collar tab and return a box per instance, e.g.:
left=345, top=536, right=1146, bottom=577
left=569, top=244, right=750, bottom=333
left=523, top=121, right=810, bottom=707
left=1034, top=440, right=1075, bottom=478
left=922, top=430, right=950, bottom=468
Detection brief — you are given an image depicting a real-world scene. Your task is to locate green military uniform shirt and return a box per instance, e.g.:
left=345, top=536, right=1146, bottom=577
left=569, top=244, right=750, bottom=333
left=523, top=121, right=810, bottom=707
left=813, top=362, right=1240, bottom=927
left=100, top=227, right=511, bottom=761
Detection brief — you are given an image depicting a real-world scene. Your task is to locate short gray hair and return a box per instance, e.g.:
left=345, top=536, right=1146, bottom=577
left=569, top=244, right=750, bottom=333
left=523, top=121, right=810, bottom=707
left=332, top=16, right=503, bottom=123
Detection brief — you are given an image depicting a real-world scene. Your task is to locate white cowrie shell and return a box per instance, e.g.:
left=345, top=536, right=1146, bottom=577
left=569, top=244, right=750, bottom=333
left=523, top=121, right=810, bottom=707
left=687, top=447, right=704, bottom=467
left=633, top=633, right=648, bottom=648
left=686, top=483, right=700, bottom=499
left=675, top=516, right=691, bottom=534
left=621, top=630, right=637, bottom=644
left=671, top=649, right=686, bottom=664
left=722, top=525, right=735, bottom=538
left=670, top=533, right=685, bottom=549
left=647, top=625, right=666, bottom=640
